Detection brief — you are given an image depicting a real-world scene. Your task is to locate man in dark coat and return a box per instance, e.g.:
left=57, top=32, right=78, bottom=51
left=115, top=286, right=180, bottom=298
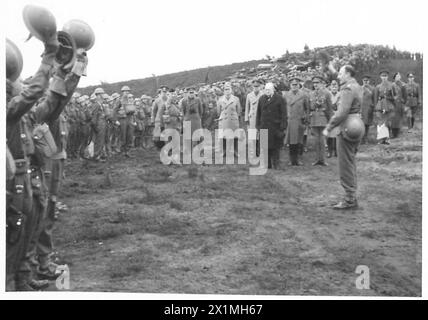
left=256, top=82, right=287, bottom=169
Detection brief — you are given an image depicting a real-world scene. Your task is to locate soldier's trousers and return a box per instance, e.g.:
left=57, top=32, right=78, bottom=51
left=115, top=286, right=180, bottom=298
left=77, top=123, right=91, bottom=158
left=289, top=144, right=299, bottom=164
left=67, top=122, right=78, bottom=158
left=120, top=115, right=135, bottom=153
left=327, top=137, right=337, bottom=155
left=35, top=158, right=65, bottom=267
left=6, top=165, right=33, bottom=291
left=105, top=122, right=114, bottom=156
left=111, top=123, right=121, bottom=151
left=18, top=167, right=47, bottom=283
left=267, top=148, right=280, bottom=169
left=93, top=120, right=107, bottom=159
left=312, top=127, right=326, bottom=162
left=134, top=129, right=143, bottom=148
left=337, top=134, right=360, bottom=202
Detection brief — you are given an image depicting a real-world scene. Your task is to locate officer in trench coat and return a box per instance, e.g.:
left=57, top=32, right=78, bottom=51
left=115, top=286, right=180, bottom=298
left=283, top=77, right=309, bottom=166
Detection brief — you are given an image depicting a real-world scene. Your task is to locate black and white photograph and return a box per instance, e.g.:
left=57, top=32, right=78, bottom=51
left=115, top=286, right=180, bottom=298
left=2, top=0, right=425, bottom=299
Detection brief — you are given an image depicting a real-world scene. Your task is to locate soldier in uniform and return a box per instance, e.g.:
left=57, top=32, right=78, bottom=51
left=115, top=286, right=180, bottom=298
left=327, top=79, right=340, bottom=157
left=76, top=95, right=92, bottom=159
left=404, top=73, right=422, bottom=131
left=256, top=82, right=287, bottom=169
left=115, top=86, right=136, bottom=157
left=245, top=79, right=263, bottom=156
left=64, top=92, right=81, bottom=158
left=283, top=77, right=309, bottom=166
left=309, top=75, right=333, bottom=166
left=89, top=88, right=108, bottom=161
left=301, top=79, right=314, bottom=154
left=151, top=85, right=169, bottom=150
left=182, top=86, right=204, bottom=156
left=108, top=93, right=121, bottom=153
left=361, top=75, right=375, bottom=144
left=28, top=52, right=87, bottom=285
left=391, top=72, right=406, bottom=138
left=374, top=70, right=396, bottom=144
left=323, top=65, right=363, bottom=209
left=6, top=36, right=59, bottom=290
left=133, top=98, right=145, bottom=148
left=141, top=95, right=154, bottom=149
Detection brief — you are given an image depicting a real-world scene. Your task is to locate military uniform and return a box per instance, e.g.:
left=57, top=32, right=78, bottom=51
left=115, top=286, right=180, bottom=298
left=283, top=89, right=309, bottom=165
left=6, top=54, right=55, bottom=290
left=25, top=69, right=81, bottom=286
left=115, top=94, right=136, bottom=156
left=133, top=103, right=145, bottom=148
left=404, top=81, right=422, bottom=129
left=76, top=100, right=92, bottom=158
left=361, top=83, right=375, bottom=142
left=182, top=96, right=203, bottom=138
left=374, top=80, right=396, bottom=141
left=245, top=90, right=262, bottom=130
left=325, top=77, right=362, bottom=207
left=142, top=100, right=154, bottom=148
left=202, top=102, right=218, bottom=132
left=309, top=88, right=333, bottom=164
left=89, top=99, right=108, bottom=160
left=327, top=90, right=340, bottom=156
left=151, top=96, right=168, bottom=149
left=391, top=80, right=406, bottom=137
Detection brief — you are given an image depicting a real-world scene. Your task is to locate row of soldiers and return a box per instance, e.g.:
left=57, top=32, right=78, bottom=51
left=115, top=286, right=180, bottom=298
left=62, top=69, right=422, bottom=167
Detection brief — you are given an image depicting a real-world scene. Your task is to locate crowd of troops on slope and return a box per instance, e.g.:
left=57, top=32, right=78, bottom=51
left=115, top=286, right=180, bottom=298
left=65, top=69, right=422, bottom=167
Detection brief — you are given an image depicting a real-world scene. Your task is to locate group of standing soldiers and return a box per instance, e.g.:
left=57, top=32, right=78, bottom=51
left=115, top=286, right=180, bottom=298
left=61, top=67, right=422, bottom=169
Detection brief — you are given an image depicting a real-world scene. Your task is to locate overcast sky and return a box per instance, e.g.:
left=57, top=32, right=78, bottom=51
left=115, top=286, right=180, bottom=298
left=3, top=0, right=425, bottom=87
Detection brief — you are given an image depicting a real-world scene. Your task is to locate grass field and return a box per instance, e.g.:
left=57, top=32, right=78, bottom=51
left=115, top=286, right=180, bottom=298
left=50, top=123, right=422, bottom=296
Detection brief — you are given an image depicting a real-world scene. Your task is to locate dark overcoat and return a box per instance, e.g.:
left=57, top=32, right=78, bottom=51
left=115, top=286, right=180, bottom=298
left=256, top=93, right=287, bottom=149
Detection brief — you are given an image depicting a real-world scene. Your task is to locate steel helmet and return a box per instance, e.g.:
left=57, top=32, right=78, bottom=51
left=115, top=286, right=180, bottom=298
left=72, top=92, right=81, bottom=99
left=111, top=92, right=120, bottom=100
left=22, top=5, right=57, bottom=42
left=55, top=31, right=76, bottom=69
left=6, top=38, right=24, bottom=82
left=62, top=19, right=95, bottom=50
left=342, top=115, right=365, bottom=142
left=94, top=87, right=105, bottom=95
left=121, top=86, right=130, bottom=92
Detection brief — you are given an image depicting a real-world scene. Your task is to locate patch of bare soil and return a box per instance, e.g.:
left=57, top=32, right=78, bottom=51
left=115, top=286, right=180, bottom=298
left=52, top=126, right=422, bottom=296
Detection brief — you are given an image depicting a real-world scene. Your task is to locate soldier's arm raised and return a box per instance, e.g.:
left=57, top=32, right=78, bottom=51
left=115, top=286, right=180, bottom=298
left=7, top=52, right=57, bottom=123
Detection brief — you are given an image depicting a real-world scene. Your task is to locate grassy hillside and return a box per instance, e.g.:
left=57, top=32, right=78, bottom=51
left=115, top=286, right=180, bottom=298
left=78, top=57, right=422, bottom=98
left=78, top=59, right=267, bottom=97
